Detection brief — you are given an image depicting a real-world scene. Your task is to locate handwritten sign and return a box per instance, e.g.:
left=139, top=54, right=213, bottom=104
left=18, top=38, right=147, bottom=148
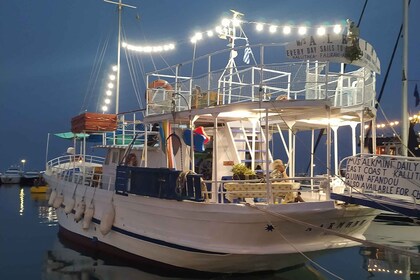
left=285, top=34, right=381, bottom=74
left=345, top=156, right=420, bottom=199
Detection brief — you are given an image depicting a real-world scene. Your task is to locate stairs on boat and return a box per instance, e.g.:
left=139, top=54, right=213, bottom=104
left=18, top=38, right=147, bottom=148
left=226, top=120, right=273, bottom=172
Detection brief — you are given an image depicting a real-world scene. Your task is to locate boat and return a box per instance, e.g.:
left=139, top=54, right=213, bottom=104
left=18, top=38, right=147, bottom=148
left=44, top=7, right=382, bottom=274
left=1, top=166, right=22, bottom=184
left=21, top=171, right=41, bottom=185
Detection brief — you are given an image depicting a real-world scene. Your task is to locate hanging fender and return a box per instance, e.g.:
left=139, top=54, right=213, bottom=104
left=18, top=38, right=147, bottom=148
left=64, top=197, right=76, bottom=214
left=53, top=192, right=64, bottom=209
left=82, top=204, right=95, bottom=230
left=74, top=199, right=86, bottom=222
left=48, top=189, right=57, bottom=206
left=99, top=203, right=115, bottom=236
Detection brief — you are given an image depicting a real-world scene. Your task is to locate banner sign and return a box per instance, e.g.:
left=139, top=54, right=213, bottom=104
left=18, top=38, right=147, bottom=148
left=285, top=34, right=381, bottom=74
left=345, top=156, right=420, bottom=199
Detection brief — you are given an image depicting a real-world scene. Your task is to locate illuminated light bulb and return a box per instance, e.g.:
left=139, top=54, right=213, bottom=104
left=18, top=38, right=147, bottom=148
left=232, top=18, right=241, bottom=27
left=395, top=121, right=399, bottom=125
left=221, top=18, right=230, bottom=27
left=409, top=117, right=413, bottom=121
left=195, top=32, right=203, bottom=40
left=215, top=26, right=223, bottom=34
left=163, top=45, right=169, bottom=51
left=317, top=26, right=326, bottom=36
left=106, top=90, right=112, bottom=96
left=269, top=25, right=277, bottom=33
left=364, top=124, right=369, bottom=129
left=143, top=46, right=152, bottom=52
left=112, top=65, right=118, bottom=71
left=256, top=23, right=264, bottom=31
left=104, top=98, right=111, bottom=104
left=283, top=26, right=291, bottom=35
left=333, top=24, right=342, bottom=34
left=190, top=36, right=197, bottom=44
left=377, top=124, right=381, bottom=128
left=109, top=74, right=116, bottom=81
left=102, top=105, right=108, bottom=112
left=206, top=30, right=214, bottom=37
left=107, top=83, right=114, bottom=89
left=298, top=26, right=307, bottom=35
left=168, top=43, right=175, bottom=50
left=122, top=42, right=127, bottom=48
left=381, top=124, right=385, bottom=128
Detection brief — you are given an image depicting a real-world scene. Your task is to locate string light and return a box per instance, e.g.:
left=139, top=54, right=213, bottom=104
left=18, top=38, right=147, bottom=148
left=122, top=42, right=175, bottom=53
left=187, top=17, right=346, bottom=45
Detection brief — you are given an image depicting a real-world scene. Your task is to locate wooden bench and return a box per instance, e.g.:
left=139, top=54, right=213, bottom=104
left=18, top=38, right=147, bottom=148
left=224, top=182, right=300, bottom=202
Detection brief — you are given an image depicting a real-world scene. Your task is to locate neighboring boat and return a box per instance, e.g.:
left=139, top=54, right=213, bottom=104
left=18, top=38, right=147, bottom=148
left=1, top=166, right=22, bottom=184
left=21, top=171, right=41, bottom=185
left=30, top=185, right=49, bottom=194
left=44, top=8, right=382, bottom=274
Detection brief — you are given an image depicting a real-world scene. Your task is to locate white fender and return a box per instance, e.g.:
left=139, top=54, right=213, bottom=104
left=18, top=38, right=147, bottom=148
left=48, top=189, right=57, bottom=206
left=99, top=203, right=115, bottom=236
left=74, top=200, right=86, bottom=222
left=53, top=192, right=64, bottom=209
left=64, top=197, right=75, bottom=214
left=82, top=204, right=95, bottom=230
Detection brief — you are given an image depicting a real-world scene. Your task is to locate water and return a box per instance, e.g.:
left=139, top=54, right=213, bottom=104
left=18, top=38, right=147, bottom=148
left=1, top=185, right=419, bottom=280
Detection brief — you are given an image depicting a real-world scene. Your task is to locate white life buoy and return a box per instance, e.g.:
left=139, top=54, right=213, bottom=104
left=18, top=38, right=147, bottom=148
left=74, top=200, right=86, bottom=222
left=99, top=203, right=115, bottom=236
left=64, top=197, right=75, bottom=214
left=48, top=189, right=57, bottom=206
left=53, top=192, right=64, bottom=209
left=82, top=204, right=95, bottom=230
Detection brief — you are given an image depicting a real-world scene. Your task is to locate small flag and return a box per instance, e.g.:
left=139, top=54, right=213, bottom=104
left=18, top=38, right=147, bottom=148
left=414, top=84, right=419, bottom=107
left=243, top=45, right=252, bottom=64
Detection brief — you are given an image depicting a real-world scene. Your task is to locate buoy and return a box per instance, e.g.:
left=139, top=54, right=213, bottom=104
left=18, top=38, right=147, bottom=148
left=48, top=189, right=57, bottom=206
left=99, top=203, right=115, bottom=236
left=53, top=192, right=64, bottom=209
left=64, top=197, right=75, bottom=214
left=82, top=204, right=95, bottom=230
left=74, top=200, right=86, bottom=222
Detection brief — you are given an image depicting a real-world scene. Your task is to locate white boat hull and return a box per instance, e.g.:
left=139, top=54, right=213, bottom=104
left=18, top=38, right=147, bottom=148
left=48, top=176, right=377, bottom=273
left=1, top=175, right=21, bottom=184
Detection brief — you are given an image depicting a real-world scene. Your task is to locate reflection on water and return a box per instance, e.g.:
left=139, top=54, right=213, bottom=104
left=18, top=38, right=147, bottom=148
left=2, top=185, right=420, bottom=279
left=360, top=217, right=420, bottom=279
left=19, top=187, right=24, bottom=215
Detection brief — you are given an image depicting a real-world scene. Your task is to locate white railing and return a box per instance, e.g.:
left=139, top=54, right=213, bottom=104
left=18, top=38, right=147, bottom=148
left=144, top=43, right=376, bottom=115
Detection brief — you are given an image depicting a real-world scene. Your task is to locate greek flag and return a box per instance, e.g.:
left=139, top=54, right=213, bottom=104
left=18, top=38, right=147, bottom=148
left=243, top=46, right=252, bottom=64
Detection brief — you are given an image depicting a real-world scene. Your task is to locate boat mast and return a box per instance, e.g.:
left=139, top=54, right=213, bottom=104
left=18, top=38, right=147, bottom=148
left=104, top=0, right=136, bottom=114
left=401, top=0, right=409, bottom=156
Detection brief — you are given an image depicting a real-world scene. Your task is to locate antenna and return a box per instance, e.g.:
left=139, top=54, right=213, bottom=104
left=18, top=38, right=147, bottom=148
left=103, top=0, right=136, bottom=114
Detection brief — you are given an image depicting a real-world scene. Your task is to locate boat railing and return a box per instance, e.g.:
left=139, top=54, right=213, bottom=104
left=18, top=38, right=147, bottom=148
left=145, top=43, right=376, bottom=116
left=101, top=110, right=161, bottom=148
left=46, top=154, right=104, bottom=186
left=203, top=176, right=332, bottom=204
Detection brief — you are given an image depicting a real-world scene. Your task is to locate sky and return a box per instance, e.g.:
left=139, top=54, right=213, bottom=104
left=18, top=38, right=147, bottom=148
left=0, top=0, right=419, bottom=172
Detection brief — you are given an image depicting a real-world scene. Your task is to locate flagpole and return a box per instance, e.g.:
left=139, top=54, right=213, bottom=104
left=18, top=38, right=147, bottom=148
left=401, top=0, right=409, bottom=156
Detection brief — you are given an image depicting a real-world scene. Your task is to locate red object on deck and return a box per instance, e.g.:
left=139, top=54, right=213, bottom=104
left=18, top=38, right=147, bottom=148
left=194, top=126, right=210, bottom=144
left=71, top=112, right=117, bottom=133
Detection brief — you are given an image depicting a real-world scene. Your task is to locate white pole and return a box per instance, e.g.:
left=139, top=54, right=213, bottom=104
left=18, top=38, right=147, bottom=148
left=401, top=0, right=409, bottom=156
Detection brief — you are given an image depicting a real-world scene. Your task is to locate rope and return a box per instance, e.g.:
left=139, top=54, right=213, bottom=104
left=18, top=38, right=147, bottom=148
left=246, top=203, right=420, bottom=259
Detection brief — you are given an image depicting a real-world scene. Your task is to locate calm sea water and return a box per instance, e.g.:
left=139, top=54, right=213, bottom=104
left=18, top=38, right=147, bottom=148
left=1, top=185, right=419, bottom=280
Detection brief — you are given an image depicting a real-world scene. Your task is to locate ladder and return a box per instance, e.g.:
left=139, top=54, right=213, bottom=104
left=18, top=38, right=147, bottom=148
left=227, top=120, right=273, bottom=172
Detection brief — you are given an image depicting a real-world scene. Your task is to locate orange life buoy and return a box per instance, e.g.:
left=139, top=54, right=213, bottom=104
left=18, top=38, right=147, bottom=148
left=148, top=79, right=173, bottom=91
